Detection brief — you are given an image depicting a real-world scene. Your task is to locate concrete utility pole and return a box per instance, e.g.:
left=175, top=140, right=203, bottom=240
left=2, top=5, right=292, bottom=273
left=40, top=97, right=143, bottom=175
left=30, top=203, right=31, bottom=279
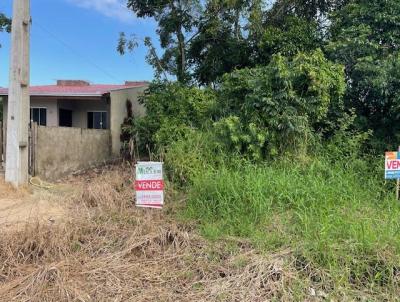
left=5, top=0, right=30, bottom=186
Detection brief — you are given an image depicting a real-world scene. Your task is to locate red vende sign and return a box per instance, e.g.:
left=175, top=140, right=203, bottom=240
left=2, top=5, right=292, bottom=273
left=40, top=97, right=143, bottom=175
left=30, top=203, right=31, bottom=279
left=135, top=180, right=164, bottom=191
left=387, top=160, right=400, bottom=170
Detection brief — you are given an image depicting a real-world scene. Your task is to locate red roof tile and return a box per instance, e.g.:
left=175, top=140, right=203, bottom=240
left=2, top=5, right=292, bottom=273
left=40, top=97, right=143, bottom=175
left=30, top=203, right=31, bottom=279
left=0, top=82, right=148, bottom=97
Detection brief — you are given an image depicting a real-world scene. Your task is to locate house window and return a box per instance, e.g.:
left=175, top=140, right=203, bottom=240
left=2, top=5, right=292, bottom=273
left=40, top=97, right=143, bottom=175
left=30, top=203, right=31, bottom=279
left=88, top=111, right=107, bottom=129
left=30, top=108, right=47, bottom=126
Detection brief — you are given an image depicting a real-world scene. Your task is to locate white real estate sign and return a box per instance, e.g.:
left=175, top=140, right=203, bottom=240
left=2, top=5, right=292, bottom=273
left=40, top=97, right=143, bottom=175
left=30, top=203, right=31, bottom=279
left=385, top=151, right=400, bottom=179
left=135, top=162, right=164, bottom=209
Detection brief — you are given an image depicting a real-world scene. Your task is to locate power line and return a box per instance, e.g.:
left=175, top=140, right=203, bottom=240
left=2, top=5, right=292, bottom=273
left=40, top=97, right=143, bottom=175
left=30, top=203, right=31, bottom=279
left=34, top=21, right=122, bottom=83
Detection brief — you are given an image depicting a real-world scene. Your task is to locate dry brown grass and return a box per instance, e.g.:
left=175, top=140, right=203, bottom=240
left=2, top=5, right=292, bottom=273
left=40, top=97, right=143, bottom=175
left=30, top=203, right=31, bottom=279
left=0, top=178, right=30, bottom=199
left=0, top=164, right=314, bottom=302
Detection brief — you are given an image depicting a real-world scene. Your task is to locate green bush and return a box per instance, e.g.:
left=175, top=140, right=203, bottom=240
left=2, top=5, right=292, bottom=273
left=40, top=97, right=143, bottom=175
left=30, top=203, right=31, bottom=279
left=216, top=49, right=346, bottom=159
left=320, top=111, right=372, bottom=161
left=125, top=50, right=345, bottom=161
left=214, top=116, right=269, bottom=160
left=163, top=130, right=226, bottom=186
left=130, top=81, right=217, bottom=152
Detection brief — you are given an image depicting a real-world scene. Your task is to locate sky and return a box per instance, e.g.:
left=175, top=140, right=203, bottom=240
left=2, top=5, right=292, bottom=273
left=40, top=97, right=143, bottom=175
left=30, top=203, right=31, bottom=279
left=0, top=0, right=158, bottom=87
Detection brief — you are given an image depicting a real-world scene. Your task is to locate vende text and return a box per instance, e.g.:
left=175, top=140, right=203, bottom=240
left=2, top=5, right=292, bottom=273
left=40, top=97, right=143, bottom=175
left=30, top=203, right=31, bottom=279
left=135, top=180, right=164, bottom=191
left=386, top=160, right=400, bottom=170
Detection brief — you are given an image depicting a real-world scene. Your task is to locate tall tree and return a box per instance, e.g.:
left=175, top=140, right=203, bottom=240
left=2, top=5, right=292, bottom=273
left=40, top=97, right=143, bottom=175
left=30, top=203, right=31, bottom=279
left=254, top=16, right=321, bottom=65
left=0, top=13, right=11, bottom=31
left=122, top=0, right=202, bottom=83
left=327, top=0, right=400, bottom=148
left=118, top=0, right=345, bottom=86
left=0, top=13, right=11, bottom=48
left=187, top=0, right=253, bottom=85
left=266, top=0, right=349, bottom=25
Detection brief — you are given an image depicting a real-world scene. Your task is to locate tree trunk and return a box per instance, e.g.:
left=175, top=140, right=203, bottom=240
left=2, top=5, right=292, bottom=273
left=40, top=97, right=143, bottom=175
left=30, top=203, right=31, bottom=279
left=234, top=7, right=240, bottom=39
left=177, top=26, right=186, bottom=83
left=171, top=0, right=186, bottom=83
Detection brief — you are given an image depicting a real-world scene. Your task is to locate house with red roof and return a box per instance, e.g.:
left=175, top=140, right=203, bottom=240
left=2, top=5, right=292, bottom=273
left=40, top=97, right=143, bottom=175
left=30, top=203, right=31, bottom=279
left=0, top=80, right=148, bottom=179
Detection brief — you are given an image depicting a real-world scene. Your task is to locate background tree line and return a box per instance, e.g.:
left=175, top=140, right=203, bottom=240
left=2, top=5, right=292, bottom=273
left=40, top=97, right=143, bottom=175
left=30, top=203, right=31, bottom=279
left=120, top=0, right=400, bottom=152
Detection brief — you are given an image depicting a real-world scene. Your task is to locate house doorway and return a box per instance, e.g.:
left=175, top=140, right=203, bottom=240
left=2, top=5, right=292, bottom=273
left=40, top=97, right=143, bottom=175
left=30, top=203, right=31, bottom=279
left=59, top=109, right=73, bottom=127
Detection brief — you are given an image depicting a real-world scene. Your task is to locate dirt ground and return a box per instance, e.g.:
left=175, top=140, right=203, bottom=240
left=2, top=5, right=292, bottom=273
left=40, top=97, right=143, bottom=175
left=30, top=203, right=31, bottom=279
left=0, top=166, right=112, bottom=229
left=0, top=177, right=68, bottom=229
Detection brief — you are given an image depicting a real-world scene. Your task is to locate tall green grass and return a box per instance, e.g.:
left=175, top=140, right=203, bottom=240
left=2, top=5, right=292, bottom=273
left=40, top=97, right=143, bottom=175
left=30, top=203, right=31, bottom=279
left=184, top=156, right=400, bottom=289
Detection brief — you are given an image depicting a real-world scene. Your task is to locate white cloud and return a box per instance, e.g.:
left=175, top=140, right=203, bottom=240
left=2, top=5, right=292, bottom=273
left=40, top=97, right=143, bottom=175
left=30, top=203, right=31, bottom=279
left=67, top=0, right=136, bottom=23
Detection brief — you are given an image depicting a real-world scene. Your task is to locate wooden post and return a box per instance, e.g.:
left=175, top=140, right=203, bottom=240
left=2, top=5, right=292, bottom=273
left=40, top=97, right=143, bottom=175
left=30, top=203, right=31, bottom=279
left=29, top=122, right=37, bottom=177
left=5, top=0, right=30, bottom=186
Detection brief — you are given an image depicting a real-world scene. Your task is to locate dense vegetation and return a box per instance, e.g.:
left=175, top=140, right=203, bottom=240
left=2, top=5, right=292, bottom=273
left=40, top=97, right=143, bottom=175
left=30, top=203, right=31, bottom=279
left=120, top=0, right=400, bottom=297
left=121, top=0, right=400, bottom=150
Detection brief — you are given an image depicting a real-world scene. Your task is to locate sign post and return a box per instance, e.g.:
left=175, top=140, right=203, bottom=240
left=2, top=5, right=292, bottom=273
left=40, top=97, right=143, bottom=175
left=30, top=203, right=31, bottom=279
left=135, top=162, right=164, bottom=209
left=385, top=148, right=400, bottom=200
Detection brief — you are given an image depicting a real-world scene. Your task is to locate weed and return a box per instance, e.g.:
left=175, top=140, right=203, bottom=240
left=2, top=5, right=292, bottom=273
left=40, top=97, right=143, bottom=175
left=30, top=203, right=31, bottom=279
left=184, top=156, right=400, bottom=295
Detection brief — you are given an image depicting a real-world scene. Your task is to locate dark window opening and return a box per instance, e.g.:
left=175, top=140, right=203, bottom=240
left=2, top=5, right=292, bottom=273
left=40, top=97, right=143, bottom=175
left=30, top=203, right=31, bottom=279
left=30, top=108, right=47, bottom=126
left=59, top=109, right=73, bottom=127
left=87, top=111, right=107, bottom=129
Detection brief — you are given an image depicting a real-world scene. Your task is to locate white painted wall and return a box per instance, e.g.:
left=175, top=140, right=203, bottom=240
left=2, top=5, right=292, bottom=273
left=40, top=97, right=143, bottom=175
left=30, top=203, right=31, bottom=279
left=110, top=86, right=147, bottom=157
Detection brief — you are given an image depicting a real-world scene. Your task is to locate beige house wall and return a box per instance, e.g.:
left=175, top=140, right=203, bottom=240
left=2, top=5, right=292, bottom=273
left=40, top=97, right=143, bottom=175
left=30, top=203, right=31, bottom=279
left=2, top=96, right=109, bottom=129
left=30, top=97, right=59, bottom=126
left=1, top=97, right=57, bottom=128
left=71, top=98, right=110, bottom=128
left=110, top=86, right=147, bottom=157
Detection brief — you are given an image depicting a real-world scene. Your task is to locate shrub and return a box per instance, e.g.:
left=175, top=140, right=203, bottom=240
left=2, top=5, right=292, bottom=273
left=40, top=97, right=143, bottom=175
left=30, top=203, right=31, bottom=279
left=321, top=110, right=372, bottom=161
left=216, top=49, right=346, bottom=159
left=214, top=116, right=269, bottom=160
left=163, top=130, right=226, bottom=186
left=131, top=81, right=217, bottom=152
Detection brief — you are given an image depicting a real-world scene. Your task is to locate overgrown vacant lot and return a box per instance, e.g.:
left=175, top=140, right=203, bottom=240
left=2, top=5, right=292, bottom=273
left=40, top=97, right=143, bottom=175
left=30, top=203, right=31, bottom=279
left=0, top=167, right=296, bottom=302
left=0, top=164, right=399, bottom=301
